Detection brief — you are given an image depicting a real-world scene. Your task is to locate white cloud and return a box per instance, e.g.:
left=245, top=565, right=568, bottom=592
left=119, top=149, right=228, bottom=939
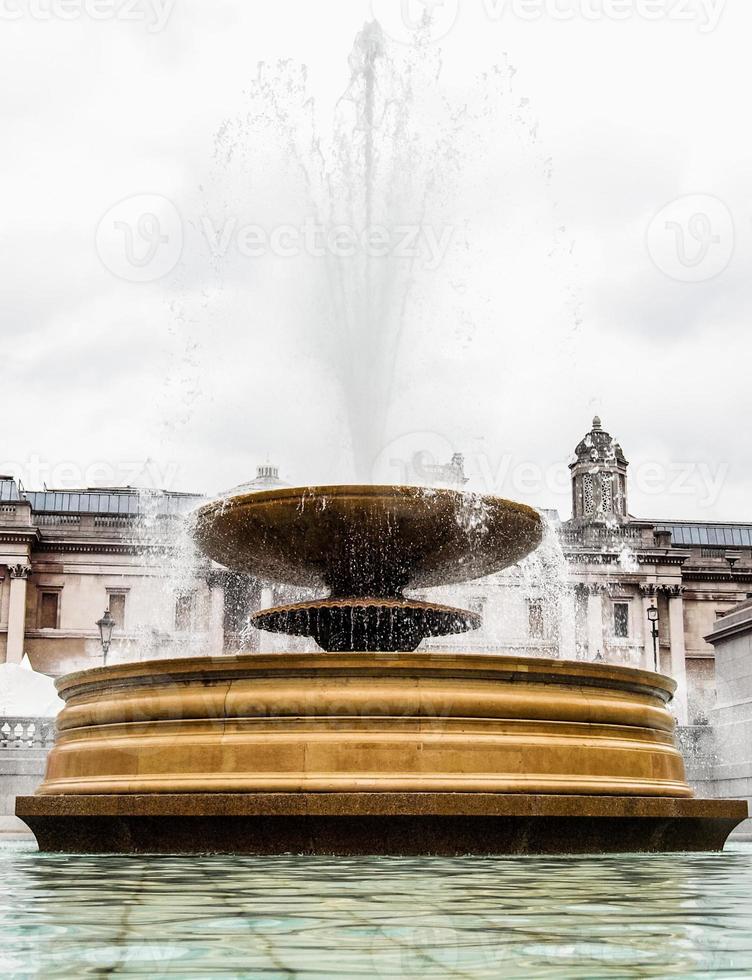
left=1, top=0, right=750, bottom=521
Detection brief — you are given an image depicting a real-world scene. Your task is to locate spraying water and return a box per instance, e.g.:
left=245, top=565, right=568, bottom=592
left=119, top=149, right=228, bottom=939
left=168, top=19, right=572, bottom=486
left=146, top=20, right=580, bottom=658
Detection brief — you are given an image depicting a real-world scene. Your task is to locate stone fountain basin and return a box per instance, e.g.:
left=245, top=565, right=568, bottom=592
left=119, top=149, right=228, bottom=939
left=191, top=485, right=544, bottom=595
left=19, top=653, right=748, bottom=853
left=34, top=653, right=691, bottom=797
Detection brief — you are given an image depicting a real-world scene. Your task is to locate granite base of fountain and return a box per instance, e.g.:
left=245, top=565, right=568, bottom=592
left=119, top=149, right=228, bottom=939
left=17, top=486, right=747, bottom=853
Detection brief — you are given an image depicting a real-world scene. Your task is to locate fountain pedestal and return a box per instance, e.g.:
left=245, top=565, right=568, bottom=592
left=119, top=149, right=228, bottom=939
left=18, top=793, right=744, bottom=856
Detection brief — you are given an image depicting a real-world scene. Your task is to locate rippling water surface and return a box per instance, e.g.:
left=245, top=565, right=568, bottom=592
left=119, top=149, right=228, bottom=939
left=1, top=841, right=751, bottom=978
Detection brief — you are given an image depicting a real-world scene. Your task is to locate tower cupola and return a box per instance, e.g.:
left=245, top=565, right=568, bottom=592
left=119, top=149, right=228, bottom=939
left=569, top=417, right=629, bottom=523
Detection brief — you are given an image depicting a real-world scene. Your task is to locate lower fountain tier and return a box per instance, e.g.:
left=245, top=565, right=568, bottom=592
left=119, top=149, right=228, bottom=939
left=35, top=653, right=694, bottom=797
left=19, top=653, right=747, bottom=853
left=251, top=598, right=480, bottom=652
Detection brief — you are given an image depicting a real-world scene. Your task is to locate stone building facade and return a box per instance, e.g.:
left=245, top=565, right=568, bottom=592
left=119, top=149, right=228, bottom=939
left=2, top=427, right=750, bottom=727
left=0, top=480, right=210, bottom=675
left=564, top=417, right=750, bottom=726
left=431, top=418, right=751, bottom=726
left=704, top=598, right=752, bottom=823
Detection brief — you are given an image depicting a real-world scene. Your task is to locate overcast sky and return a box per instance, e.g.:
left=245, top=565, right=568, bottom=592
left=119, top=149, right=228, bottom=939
left=1, top=0, right=750, bottom=521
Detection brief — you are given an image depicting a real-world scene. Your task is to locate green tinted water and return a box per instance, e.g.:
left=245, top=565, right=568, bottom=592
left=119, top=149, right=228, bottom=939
left=1, top=841, right=751, bottom=978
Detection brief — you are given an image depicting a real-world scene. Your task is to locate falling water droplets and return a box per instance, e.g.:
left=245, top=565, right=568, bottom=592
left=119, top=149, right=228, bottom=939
left=167, top=18, right=573, bottom=484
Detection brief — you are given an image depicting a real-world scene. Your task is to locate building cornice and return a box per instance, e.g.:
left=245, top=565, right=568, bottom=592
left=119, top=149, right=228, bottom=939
left=0, top=529, right=41, bottom=547
left=33, top=541, right=144, bottom=555
left=683, top=592, right=747, bottom=605
left=32, top=539, right=182, bottom=556
left=705, top=605, right=752, bottom=644
left=563, top=550, right=689, bottom=567
left=683, top=571, right=752, bottom=583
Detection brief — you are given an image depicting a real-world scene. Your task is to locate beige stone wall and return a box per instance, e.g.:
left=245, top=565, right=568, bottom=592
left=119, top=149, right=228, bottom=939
left=23, top=555, right=219, bottom=676
left=0, top=534, right=221, bottom=676
left=685, top=593, right=741, bottom=658
left=686, top=658, right=716, bottom=725
left=0, top=572, right=9, bottom=628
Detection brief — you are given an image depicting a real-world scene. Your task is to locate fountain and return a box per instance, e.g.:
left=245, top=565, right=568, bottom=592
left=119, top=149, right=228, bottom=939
left=16, top=484, right=747, bottom=854
left=193, top=485, right=542, bottom=652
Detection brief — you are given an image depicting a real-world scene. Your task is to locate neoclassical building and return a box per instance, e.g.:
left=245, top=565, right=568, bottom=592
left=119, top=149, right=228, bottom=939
left=429, top=418, right=752, bottom=725
left=1, top=423, right=750, bottom=726
left=566, top=416, right=750, bottom=725
left=0, top=480, right=208, bottom=674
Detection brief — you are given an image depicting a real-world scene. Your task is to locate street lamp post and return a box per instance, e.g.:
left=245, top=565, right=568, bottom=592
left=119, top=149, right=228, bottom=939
left=647, top=605, right=659, bottom=672
left=96, top=608, right=116, bottom=667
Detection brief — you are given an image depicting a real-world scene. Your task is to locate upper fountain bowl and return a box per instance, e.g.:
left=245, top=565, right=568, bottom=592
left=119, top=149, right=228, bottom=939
left=192, top=485, right=543, bottom=650
left=192, top=485, right=543, bottom=597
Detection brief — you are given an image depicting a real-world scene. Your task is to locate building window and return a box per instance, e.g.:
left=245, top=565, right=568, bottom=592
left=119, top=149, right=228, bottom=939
left=469, top=596, right=486, bottom=617
left=583, top=474, right=595, bottom=516
left=38, top=591, right=60, bottom=630
left=175, top=593, right=195, bottom=632
left=528, top=600, right=544, bottom=639
left=108, top=593, right=127, bottom=631
left=601, top=476, right=613, bottom=514
left=613, top=602, right=629, bottom=638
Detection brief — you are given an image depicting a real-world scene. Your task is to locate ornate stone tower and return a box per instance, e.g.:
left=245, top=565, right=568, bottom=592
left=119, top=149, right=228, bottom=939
left=569, top=417, right=629, bottom=524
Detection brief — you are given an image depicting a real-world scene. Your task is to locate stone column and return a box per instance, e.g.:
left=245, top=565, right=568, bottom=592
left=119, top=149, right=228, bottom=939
left=6, top=563, right=32, bottom=665
left=207, top=572, right=225, bottom=656
left=640, top=584, right=657, bottom=670
left=586, top=585, right=604, bottom=661
left=666, top=585, right=689, bottom=725
left=558, top=587, right=577, bottom=661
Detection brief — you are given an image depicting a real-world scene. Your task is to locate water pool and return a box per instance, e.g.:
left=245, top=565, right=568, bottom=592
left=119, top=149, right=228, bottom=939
left=1, top=840, right=751, bottom=977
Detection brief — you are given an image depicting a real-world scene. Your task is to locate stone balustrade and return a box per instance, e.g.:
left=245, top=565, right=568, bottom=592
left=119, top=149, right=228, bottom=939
left=0, top=717, right=56, bottom=750
left=559, top=524, right=656, bottom=549
left=1, top=716, right=57, bottom=831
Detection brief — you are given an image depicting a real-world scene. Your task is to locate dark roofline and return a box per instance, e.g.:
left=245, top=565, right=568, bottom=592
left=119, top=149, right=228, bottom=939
left=31, top=485, right=202, bottom=497
left=0, top=477, right=22, bottom=503
left=20, top=486, right=206, bottom=517
left=652, top=519, right=752, bottom=529
left=651, top=520, right=752, bottom=549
